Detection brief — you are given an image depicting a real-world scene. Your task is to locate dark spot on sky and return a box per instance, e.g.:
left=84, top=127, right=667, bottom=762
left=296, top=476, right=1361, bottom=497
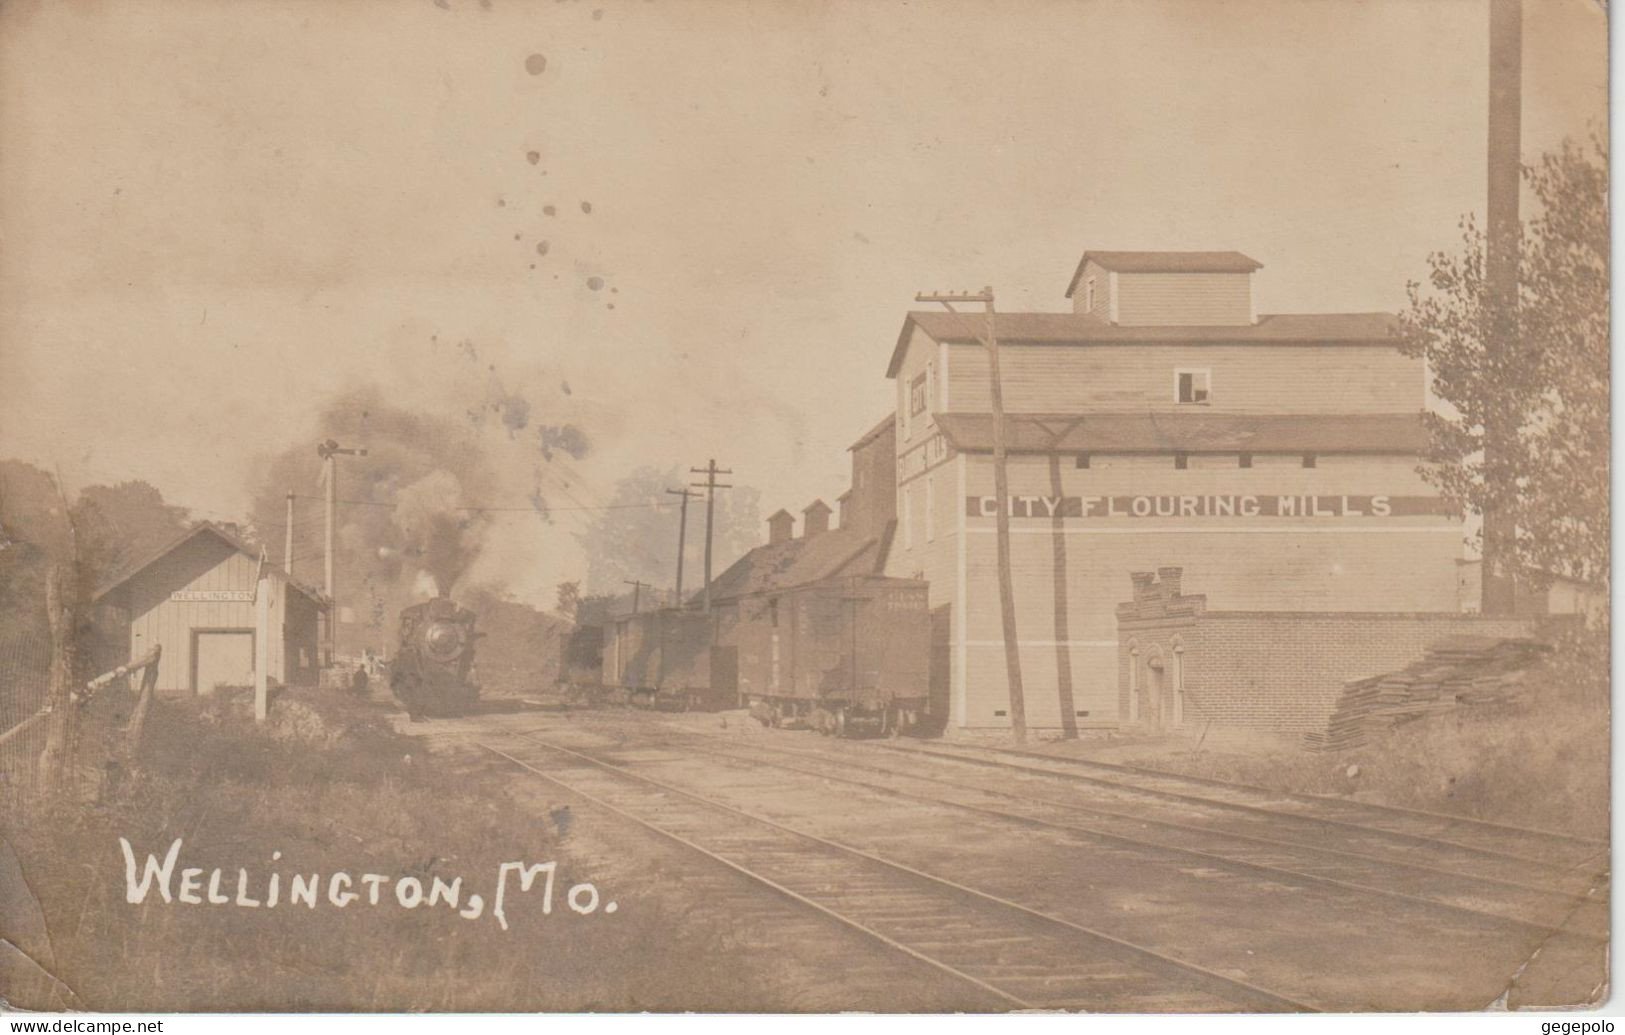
left=536, top=240, right=549, bottom=256
left=527, top=151, right=540, bottom=165
left=433, top=0, right=449, bottom=8
left=525, top=54, right=548, bottom=75
left=497, top=198, right=506, bottom=208
left=593, top=8, right=604, bottom=18
left=854, top=231, right=871, bottom=244
left=560, top=380, right=572, bottom=395
left=606, top=303, right=615, bottom=310
left=543, top=205, right=556, bottom=216
left=529, top=264, right=536, bottom=270
left=610, top=286, right=619, bottom=294
left=586, top=276, right=605, bottom=291
left=580, top=201, right=593, bottom=214
left=513, top=233, right=522, bottom=240
left=500, top=395, right=531, bottom=433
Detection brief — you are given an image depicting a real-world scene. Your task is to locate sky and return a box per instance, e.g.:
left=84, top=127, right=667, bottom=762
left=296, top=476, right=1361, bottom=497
left=0, top=0, right=1607, bottom=603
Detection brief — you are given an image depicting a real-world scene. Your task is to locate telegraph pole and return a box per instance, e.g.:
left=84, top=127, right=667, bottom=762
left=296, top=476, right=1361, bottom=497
left=917, top=288, right=1027, bottom=742
left=1481, top=0, right=1522, bottom=616
left=623, top=579, right=649, bottom=615
left=317, top=438, right=367, bottom=665
left=284, top=490, right=295, bottom=578
left=689, top=459, right=733, bottom=612
left=666, top=487, right=699, bottom=606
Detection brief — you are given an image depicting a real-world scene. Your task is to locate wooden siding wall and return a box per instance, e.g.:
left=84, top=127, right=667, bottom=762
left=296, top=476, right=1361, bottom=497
left=1071, top=260, right=1114, bottom=318
left=845, top=419, right=897, bottom=537
left=1113, top=272, right=1252, bottom=326
left=123, top=536, right=309, bottom=694
left=945, top=342, right=1423, bottom=415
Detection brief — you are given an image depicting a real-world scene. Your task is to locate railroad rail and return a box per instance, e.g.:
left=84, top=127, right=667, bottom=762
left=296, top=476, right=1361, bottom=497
left=477, top=729, right=1318, bottom=1013
left=869, top=738, right=1608, bottom=866
left=553, top=719, right=1607, bottom=945
left=628, top=717, right=1604, bottom=884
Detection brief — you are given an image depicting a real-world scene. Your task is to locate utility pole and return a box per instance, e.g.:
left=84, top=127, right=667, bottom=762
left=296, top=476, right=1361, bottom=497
left=1481, top=0, right=1522, bottom=616
left=689, top=459, right=733, bottom=613
left=284, top=490, right=295, bottom=578
left=623, top=579, right=649, bottom=615
left=666, top=487, right=699, bottom=606
left=317, top=438, right=367, bottom=665
left=917, top=288, right=1027, bottom=742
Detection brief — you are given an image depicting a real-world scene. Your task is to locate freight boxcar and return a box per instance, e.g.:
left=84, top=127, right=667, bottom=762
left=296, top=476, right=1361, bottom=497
left=600, top=608, right=738, bottom=711
left=738, top=574, right=929, bottom=736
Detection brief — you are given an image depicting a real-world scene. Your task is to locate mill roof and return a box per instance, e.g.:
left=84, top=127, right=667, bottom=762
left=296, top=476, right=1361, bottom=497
left=887, top=310, right=1402, bottom=377
left=695, top=523, right=894, bottom=606
left=1065, top=250, right=1264, bottom=297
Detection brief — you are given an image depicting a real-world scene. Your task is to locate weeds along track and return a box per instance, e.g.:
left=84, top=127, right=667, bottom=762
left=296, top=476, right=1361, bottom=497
left=563, top=719, right=1606, bottom=946
left=477, top=730, right=1316, bottom=1013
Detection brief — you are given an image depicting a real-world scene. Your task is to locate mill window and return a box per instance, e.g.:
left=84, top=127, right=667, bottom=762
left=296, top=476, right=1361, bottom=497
left=1176, top=369, right=1210, bottom=404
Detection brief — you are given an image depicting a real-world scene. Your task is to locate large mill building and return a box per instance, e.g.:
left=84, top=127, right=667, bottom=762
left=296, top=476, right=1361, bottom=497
left=881, top=251, right=1466, bottom=731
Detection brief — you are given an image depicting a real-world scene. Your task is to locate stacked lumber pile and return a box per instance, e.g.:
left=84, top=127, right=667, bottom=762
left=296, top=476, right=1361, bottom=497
left=1304, top=637, right=1551, bottom=751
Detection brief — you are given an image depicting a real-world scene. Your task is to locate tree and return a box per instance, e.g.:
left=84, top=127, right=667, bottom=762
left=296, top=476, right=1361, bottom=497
left=556, top=580, right=580, bottom=619
left=575, top=465, right=762, bottom=597
left=1400, top=133, right=1609, bottom=597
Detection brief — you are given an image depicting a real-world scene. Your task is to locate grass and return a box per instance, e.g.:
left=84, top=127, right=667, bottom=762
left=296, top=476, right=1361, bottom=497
left=1, top=687, right=786, bottom=1012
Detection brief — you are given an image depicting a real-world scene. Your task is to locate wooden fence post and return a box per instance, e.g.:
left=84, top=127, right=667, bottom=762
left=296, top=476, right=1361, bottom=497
left=255, top=576, right=272, bottom=723
left=36, top=562, right=79, bottom=790
left=123, top=645, right=163, bottom=753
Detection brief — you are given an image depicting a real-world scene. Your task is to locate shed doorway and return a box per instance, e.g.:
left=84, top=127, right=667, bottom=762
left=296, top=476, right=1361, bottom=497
left=192, top=629, right=255, bottom=694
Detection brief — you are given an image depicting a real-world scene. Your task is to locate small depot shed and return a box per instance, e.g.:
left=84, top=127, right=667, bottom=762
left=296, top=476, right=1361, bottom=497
left=94, top=524, right=327, bottom=695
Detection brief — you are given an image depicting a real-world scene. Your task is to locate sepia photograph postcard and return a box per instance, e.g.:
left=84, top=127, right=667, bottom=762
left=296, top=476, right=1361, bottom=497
left=0, top=0, right=1611, bottom=1021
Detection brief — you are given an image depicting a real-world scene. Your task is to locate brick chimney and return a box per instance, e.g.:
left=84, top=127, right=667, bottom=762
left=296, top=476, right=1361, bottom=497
left=802, top=499, right=831, bottom=538
left=767, top=509, right=794, bottom=545
left=1130, top=571, right=1156, bottom=605
left=1157, top=566, right=1183, bottom=599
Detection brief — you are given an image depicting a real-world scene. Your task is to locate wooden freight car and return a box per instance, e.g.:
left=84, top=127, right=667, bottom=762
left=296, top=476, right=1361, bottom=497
left=600, top=608, right=738, bottom=711
left=737, top=574, right=930, bottom=736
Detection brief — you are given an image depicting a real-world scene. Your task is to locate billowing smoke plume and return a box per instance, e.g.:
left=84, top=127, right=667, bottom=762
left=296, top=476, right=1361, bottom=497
left=251, top=382, right=591, bottom=648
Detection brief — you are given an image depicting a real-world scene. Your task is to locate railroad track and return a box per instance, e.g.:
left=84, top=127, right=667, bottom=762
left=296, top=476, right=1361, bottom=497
left=476, top=728, right=1317, bottom=1013
left=869, top=738, right=1608, bottom=868
left=554, top=718, right=1608, bottom=944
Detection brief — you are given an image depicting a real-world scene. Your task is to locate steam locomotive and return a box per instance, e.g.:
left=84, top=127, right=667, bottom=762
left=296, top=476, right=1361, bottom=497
left=390, top=596, right=480, bottom=717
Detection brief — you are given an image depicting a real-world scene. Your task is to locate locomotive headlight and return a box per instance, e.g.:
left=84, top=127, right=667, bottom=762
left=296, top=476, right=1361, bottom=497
left=426, top=623, right=460, bottom=656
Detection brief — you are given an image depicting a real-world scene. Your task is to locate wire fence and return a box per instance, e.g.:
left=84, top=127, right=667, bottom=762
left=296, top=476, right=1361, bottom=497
left=0, top=632, right=159, bottom=808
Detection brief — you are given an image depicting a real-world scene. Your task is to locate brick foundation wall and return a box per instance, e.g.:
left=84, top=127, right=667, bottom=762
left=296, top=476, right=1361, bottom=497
left=1117, top=569, right=1539, bottom=732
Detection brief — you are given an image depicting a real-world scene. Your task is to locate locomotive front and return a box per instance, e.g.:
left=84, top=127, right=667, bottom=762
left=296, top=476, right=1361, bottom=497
left=390, top=596, right=480, bottom=717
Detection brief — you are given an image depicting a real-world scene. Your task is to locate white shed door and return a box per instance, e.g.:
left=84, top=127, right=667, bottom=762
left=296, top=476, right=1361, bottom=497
left=194, top=631, right=254, bottom=693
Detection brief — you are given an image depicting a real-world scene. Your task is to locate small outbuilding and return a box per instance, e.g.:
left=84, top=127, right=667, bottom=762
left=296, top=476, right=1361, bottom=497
left=94, top=524, right=327, bottom=695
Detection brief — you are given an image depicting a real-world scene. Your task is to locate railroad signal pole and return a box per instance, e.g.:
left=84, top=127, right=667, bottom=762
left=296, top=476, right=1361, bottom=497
left=690, top=459, right=733, bottom=613
left=916, top=288, right=1027, bottom=742
left=317, top=438, right=367, bottom=664
left=1481, top=0, right=1522, bottom=616
left=666, top=487, right=699, bottom=606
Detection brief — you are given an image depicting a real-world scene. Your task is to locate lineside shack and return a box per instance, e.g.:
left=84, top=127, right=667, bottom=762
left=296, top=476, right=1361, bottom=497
left=882, top=250, right=1467, bottom=731
left=94, top=524, right=327, bottom=695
